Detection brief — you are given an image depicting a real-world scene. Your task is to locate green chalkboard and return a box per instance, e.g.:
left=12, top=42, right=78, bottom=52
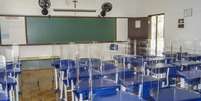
left=26, top=17, right=116, bottom=44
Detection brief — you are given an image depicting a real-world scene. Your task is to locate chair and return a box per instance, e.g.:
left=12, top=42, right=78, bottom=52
left=0, top=55, right=9, bottom=101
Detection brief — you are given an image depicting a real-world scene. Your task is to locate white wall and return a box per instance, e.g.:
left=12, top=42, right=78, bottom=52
left=138, top=0, right=201, bottom=53
left=0, top=0, right=134, bottom=59
left=0, top=0, right=140, bottom=17
left=0, top=42, right=129, bottom=61
left=2, top=0, right=201, bottom=58
left=117, top=18, right=128, bottom=41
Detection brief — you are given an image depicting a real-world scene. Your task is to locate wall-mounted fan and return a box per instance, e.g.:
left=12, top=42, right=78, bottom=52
left=38, top=0, right=51, bottom=15
left=99, top=2, right=112, bottom=17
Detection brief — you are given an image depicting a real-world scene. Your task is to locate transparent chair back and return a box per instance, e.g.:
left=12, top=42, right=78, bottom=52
left=0, top=55, right=8, bottom=95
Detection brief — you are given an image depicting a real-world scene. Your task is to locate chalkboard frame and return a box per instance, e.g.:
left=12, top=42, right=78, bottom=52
left=25, top=16, right=117, bottom=45
left=0, top=14, right=131, bottom=46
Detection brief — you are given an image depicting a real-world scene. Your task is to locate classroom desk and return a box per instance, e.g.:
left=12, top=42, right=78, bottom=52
left=74, top=78, right=120, bottom=101
left=54, top=59, right=102, bottom=101
left=6, top=62, right=21, bottom=69
left=143, top=57, right=166, bottom=63
left=119, top=75, right=159, bottom=89
left=52, top=59, right=75, bottom=69
left=0, top=77, right=17, bottom=101
left=78, top=58, right=101, bottom=69
left=0, top=91, right=9, bottom=101
left=0, top=77, right=17, bottom=90
left=5, top=63, right=21, bottom=101
left=113, top=55, right=142, bottom=66
left=146, top=63, right=174, bottom=70
left=182, top=54, right=201, bottom=61
left=52, top=58, right=101, bottom=101
left=178, top=70, right=201, bottom=82
left=0, top=67, right=21, bottom=101
left=152, top=87, right=201, bottom=101
left=101, top=68, right=134, bottom=81
left=61, top=70, right=102, bottom=95
left=119, top=75, right=160, bottom=99
left=113, top=55, right=174, bottom=66
left=66, top=69, right=102, bottom=83
left=177, top=70, right=201, bottom=88
left=146, top=63, right=180, bottom=86
left=146, top=63, right=178, bottom=76
left=113, top=55, right=166, bottom=66
left=163, top=51, right=177, bottom=57
left=0, top=68, right=21, bottom=77
left=51, top=59, right=74, bottom=90
left=102, top=68, right=133, bottom=75
left=93, top=91, right=145, bottom=101
left=172, top=61, right=201, bottom=71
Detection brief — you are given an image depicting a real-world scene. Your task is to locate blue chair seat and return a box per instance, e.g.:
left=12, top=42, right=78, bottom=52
left=0, top=77, right=17, bottom=90
left=0, top=91, right=9, bottom=101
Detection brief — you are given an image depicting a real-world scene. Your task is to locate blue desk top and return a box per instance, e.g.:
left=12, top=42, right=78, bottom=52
left=0, top=91, right=9, bottom=101
left=101, top=68, right=132, bottom=75
left=152, top=87, right=201, bottom=101
left=163, top=51, right=177, bottom=55
left=52, top=59, right=75, bottom=67
left=0, top=68, right=21, bottom=74
left=113, top=55, right=142, bottom=64
left=119, top=75, right=158, bottom=87
left=143, top=57, right=166, bottom=62
left=182, top=54, right=201, bottom=58
left=177, top=70, right=201, bottom=80
left=74, top=78, right=120, bottom=94
left=0, top=77, right=17, bottom=86
left=146, top=63, right=174, bottom=69
left=93, top=91, right=145, bottom=101
left=53, top=58, right=101, bottom=71
left=67, top=69, right=102, bottom=80
left=172, top=61, right=201, bottom=67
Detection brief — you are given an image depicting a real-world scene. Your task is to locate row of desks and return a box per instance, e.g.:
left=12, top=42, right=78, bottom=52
left=0, top=62, right=22, bottom=101
left=52, top=56, right=201, bottom=101
left=94, top=87, right=201, bottom=101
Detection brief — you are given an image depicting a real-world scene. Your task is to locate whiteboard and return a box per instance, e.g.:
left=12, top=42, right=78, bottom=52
left=0, top=16, right=26, bottom=45
left=117, top=18, right=128, bottom=41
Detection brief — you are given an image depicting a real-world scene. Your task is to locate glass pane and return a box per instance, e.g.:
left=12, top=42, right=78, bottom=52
left=151, top=16, right=157, bottom=56
left=157, top=15, right=165, bottom=56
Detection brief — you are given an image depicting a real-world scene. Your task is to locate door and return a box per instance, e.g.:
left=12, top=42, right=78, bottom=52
left=149, top=14, right=165, bottom=56
left=128, top=17, right=149, bottom=55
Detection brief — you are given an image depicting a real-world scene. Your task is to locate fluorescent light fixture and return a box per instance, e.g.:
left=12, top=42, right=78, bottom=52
left=54, top=9, right=96, bottom=12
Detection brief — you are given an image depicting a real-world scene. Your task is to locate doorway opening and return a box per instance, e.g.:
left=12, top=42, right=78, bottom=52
left=149, top=14, right=165, bottom=56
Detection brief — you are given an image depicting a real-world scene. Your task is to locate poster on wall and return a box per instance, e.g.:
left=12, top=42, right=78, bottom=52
left=178, top=19, right=184, bottom=28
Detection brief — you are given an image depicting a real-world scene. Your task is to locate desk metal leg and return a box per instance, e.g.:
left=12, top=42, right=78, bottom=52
left=10, top=86, right=15, bottom=101
left=59, top=71, right=64, bottom=99
left=64, top=84, right=68, bottom=101
left=138, top=84, right=143, bottom=98
left=166, top=68, right=170, bottom=87
left=79, top=94, right=83, bottom=101
left=146, top=69, right=150, bottom=76
left=75, top=96, right=78, bottom=101
left=71, top=80, right=75, bottom=101
left=180, top=78, right=185, bottom=88
left=15, top=75, right=19, bottom=101
left=115, top=72, right=118, bottom=83
left=55, top=69, right=58, bottom=90
left=121, top=85, right=126, bottom=91
left=9, top=88, right=13, bottom=101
